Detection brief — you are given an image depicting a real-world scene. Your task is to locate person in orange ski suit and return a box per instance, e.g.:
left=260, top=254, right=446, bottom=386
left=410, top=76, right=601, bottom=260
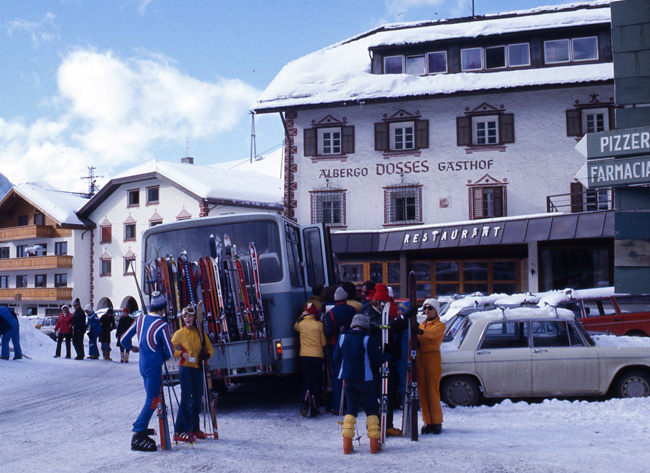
left=417, top=298, right=446, bottom=435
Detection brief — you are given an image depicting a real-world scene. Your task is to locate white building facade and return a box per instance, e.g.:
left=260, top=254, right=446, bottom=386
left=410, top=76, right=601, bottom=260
left=253, top=2, right=617, bottom=298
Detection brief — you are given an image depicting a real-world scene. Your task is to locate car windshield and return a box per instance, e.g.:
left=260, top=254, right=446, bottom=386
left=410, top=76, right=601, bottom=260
left=443, top=314, right=471, bottom=348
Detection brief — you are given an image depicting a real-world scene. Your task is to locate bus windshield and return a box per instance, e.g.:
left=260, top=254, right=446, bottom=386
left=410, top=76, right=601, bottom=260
left=144, top=220, right=283, bottom=284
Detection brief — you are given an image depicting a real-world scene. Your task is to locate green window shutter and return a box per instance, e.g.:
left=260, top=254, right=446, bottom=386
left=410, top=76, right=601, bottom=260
left=608, top=106, right=616, bottom=131
left=494, top=186, right=504, bottom=217
left=566, top=109, right=582, bottom=137
left=375, top=122, right=389, bottom=151
left=457, top=116, right=471, bottom=146
left=342, top=126, right=355, bottom=154
left=499, top=113, right=515, bottom=144
left=415, top=119, right=429, bottom=149
left=304, top=128, right=316, bottom=156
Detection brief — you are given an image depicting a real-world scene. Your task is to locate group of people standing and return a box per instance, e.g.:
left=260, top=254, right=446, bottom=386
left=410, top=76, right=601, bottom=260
left=53, top=299, right=134, bottom=362
left=294, top=281, right=445, bottom=454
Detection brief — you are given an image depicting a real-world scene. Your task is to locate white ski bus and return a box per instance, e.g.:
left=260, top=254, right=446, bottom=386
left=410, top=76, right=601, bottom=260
left=141, top=212, right=336, bottom=383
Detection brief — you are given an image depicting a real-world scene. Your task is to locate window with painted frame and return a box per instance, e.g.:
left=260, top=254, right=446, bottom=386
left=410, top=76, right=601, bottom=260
left=124, top=223, right=137, bottom=241
left=566, top=103, right=615, bottom=137
left=311, top=190, right=346, bottom=227
left=127, top=188, right=140, bottom=207
left=146, top=186, right=159, bottom=205
left=100, top=225, right=112, bottom=244
left=100, top=258, right=112, bottom=277
left=456, top=105, right=514, bottom=148
left=470, top=186, right=506, bottom=219
left=124, top=257, right=136, bottom=275
left=385, top=186, right=422, bottom=225
left=375, top=112, right=429, bottom=153
left=304, top=124, right=354, bottom=157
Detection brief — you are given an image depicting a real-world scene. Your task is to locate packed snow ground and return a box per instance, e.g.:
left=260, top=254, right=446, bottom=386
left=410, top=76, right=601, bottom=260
left=2, top=320, right=650, bottom=473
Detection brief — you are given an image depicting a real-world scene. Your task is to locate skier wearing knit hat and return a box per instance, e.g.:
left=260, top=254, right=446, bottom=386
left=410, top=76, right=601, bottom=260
left=120, top=291, right=174, bottom=452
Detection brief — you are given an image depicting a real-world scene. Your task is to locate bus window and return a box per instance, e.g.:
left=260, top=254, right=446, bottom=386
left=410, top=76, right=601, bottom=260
left=303, top=227, right=325, bottom=287
left=284, top=223, right=304, bottom=288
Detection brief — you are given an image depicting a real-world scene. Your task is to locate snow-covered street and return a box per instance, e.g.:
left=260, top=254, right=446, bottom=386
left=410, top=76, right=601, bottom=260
left=2, top=322, right=650, bottom=473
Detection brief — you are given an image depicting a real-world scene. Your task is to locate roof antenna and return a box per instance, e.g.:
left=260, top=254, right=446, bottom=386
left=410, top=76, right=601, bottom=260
left=250, top=111, right=257, bottom=164
left=81, top=166, right=103, bottom=197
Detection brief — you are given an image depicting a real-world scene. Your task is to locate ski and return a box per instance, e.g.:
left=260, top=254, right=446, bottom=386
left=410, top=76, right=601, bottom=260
left=199, top=257, right=218, bottom=342
left=224, top=235, right=246, bottom=340
left=157, top=385, right=172, bottom=450
left=380, top=301, right=391, bottom=444
left=248, top=242, right=267, bottom=338
left=195, top=301, right=219, bottom=439
left=408, top=271, right=419, bottom=441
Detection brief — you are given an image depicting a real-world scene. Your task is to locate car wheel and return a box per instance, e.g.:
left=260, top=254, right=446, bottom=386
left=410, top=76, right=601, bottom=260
left=615, top=371, right=650, bottom=398
left=441, top=376, right=481, bottom=407
left=625, top=330, right=648, bottom=337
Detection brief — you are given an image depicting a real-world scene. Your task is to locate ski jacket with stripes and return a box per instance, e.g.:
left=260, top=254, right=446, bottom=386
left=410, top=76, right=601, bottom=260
left=120, top=312, right=174, bottom=375
left=332, top=329, right=389, bottom=382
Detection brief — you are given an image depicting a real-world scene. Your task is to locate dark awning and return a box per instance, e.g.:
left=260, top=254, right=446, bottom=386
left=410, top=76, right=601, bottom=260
left=332, top=211, right=616, bottom=254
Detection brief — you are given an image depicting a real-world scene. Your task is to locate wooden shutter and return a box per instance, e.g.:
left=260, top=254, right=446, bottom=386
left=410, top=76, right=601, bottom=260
left=499, top=113, right=515, bottom=144
left=457, top=116, right=471, bottom=146
left=472, top=188, right=483, bottom=219
left=570, top=182, right=584, bottom=213
left=415, top=119, right=429, bottom=149
left=304, top=128, right=316, bottom=156
left=608, top=106, right=616, bottom=131
left=342, top=126, right=355, bottom=154
left=101, top=226, right=112, bottom=243
left=375, top=122, right=389, bottom=151
left=493, top=187, right=504, bottom=217
left=566, top=109, right=582, bottom=137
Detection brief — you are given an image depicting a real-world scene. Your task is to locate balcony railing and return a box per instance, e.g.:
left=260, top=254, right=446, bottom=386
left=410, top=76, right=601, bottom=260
left=0, top=225, right=54, bottom=242
left=0, top=255, right=73, bottom=271
left=547, top=188, right=614, bottom=213
left=0, top=287, right=73, bottom=302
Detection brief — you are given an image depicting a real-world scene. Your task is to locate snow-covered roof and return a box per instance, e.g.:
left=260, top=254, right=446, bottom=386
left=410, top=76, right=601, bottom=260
left=113, top=159, right=282, bottom=204
left=212, top=147, right=284, bottom=180
left=253, top=1, right=612, bottom=112
left=4, top=183, right=89, bottom=226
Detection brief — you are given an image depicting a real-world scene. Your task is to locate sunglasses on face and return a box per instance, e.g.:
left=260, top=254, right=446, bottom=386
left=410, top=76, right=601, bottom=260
left=423, top=306, right=435, bottom=311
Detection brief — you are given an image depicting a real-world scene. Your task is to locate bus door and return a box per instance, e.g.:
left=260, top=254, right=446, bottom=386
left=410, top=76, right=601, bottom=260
left=300, top=224, right=337, bottom=289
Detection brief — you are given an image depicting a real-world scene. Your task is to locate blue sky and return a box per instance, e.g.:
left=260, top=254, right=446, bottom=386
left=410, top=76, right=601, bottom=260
left=1, top=0, right=577, bottom=192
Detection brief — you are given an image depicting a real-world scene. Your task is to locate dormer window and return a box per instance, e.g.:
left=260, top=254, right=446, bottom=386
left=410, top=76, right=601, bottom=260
left=427, top=51, right=448, bottom=74
left=384, top=56, right=403, bottom=74
left=545, top=36, right=598, bottom=64
left=461, top=43, right=530, bottom=71
left=405, top=55, right=425, bottom=75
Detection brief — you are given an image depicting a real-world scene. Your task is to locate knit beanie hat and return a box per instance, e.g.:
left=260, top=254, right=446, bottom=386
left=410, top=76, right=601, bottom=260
left=334, top=287, right=348, bottom=302
left=302, top=303, right=318, bottom=316
left=372, top=284, right=390, bottom=302
left=350, top=314, right=370, bottom=332
left=422, top=298, right=441, bottom=315
left=150, top=291, right=167, bottom=312
left=84, top=304, right=92, bottom=312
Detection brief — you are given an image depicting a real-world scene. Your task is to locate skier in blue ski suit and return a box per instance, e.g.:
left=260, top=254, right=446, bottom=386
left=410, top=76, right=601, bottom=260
left=0, top=306, right=22, bottom=360
left=85, top=305, right=101, bottom=359
left=120, top=292, right=174, bottom=451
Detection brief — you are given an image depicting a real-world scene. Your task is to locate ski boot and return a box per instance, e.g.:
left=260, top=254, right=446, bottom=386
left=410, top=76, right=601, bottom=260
left=131, top=431, right=157, bottom=452
left=173, top=432, right=196, bottom=443
left=191, top=430, right=207, bottom=440
left=124, top=351, right=130, bottom=363
left=367, top=415, right=381, bottom=454
left=342, top=414, right=356, bottom=454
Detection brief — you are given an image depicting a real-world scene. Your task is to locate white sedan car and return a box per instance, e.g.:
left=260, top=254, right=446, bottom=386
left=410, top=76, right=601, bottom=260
left=440, top=307, right=650, bottom=407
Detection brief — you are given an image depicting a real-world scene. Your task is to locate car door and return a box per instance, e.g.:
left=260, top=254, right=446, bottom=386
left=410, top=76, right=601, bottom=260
left=474, top=320, right=533, bottom=396
left=531, top=320, right=600, bottom=394
left=578, top=298, right=621, bottom=335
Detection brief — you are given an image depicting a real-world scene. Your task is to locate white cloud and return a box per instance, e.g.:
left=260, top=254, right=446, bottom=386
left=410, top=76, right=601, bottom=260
left=0, top=48, right=261, bottom=192
left=5, top=12, right=59, bottom=47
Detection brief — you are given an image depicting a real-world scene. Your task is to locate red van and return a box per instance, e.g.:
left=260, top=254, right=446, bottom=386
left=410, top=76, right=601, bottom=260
left=558, top=294, right=650, bottom=336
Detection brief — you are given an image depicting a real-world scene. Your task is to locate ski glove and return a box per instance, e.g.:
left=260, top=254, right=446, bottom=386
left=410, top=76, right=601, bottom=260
left=198, top=350, right=210, bottom=361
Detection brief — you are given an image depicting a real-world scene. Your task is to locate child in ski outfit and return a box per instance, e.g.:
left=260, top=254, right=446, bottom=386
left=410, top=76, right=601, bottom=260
left=294, top=302, right=326, bottom=416
left=333, top=313, right=389, bottom=454
left=171, top=306, right=214, bottom=442
left=120, top=292, right=174, bottom=452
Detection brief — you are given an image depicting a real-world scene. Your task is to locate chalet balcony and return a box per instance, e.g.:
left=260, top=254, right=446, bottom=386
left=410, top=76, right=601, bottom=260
left=547, top=188, right=614, bottom=213
left=0, top=225, right=54, bottom=242
left=0, top=287, right=73, bottom=302
left=0, top=255, right=73, bottom=271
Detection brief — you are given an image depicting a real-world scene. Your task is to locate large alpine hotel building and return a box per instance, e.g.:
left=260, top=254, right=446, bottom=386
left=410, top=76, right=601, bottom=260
left=253, top=0, right=621, bottom=299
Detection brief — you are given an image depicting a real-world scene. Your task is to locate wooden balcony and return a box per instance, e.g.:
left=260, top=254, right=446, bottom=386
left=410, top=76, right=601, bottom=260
left=0, top=255, right=73, bottom=271
left=0, top=225, right=54, bottom=242
left=0, top=287, right=73, bottom=302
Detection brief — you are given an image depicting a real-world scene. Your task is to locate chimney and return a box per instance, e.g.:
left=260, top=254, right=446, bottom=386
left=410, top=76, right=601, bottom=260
left=181, top=156, right=194, bottom=164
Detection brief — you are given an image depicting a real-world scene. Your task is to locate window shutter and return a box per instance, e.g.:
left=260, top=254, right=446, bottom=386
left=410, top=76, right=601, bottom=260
left=375, top=122, right=389, bottom=151
left=494, top=187, right=504, bottom=217
left=457, top=116, right=471, bottom=146
left=566, top=109, right=582, bottom=137
left=472, top=188, right=483, bottom=219
left=342, top=126, right=355, bottom=154
left=570, top=182, right=584, bottom=213
left=499, top=113, right=515, bottom=144
left=608, top=106, right=615, bottom=131
left=304, top=128, right=316, bottom=156
left=415, top=119, right=429, bottom=149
